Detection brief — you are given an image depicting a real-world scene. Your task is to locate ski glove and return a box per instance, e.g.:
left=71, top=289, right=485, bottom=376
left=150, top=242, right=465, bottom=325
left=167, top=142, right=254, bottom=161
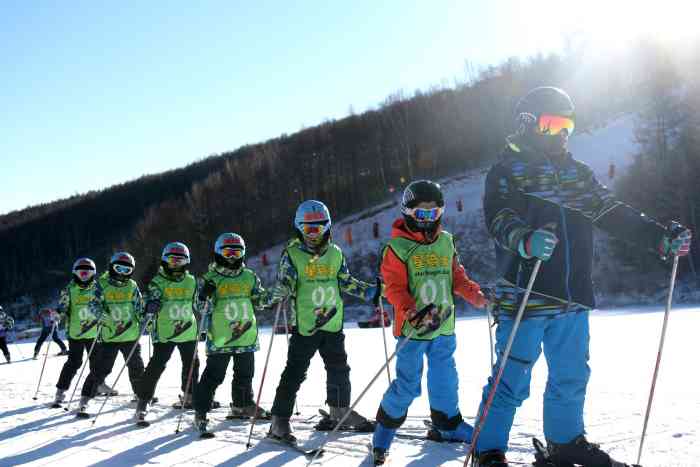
left=407, top=304, right=450, bottom=337
left=659, top=221, right=692, bottom=259
left=471, top=290, right=489, bottom=309
left=518, top=228, right=559, bottom=261
left=144, top=299, right=161, bottom=321
left=371, top=277, right=383, bottom=306
left=200, top=280, right=217, bottom=300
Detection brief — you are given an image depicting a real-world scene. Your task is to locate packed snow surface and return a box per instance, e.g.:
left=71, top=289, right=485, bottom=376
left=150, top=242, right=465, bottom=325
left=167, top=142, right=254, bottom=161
left=0, top=305, right=698, bottom=466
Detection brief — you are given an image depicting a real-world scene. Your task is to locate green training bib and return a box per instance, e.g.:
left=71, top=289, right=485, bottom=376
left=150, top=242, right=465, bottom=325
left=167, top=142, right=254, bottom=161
left=287, top=242, right=344, bottom=336
left=151, top=273, right=197, bottom=343
left=98, top=275, right=140, bottom=343
left=67, top=282, right=99, bottom=340
left=387, top=231, right=456, bottom=340
left=206, top=269, right=259, bottom=351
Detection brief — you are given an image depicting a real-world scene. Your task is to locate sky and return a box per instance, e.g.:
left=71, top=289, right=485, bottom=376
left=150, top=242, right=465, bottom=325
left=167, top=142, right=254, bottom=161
left=1, top=0, right=697, bottom=216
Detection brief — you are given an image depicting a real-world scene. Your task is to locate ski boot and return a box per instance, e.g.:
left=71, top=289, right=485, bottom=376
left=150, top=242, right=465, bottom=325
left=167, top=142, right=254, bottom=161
left=546, top=435, right=642, bottom=467
left=475, top=450, right=509, bottom=467
left=51, top=389, right=66, bottom=408
left=427, top=420, right=473, bottom=443
left=316, top=406, right=375, bottom=432
left=3, top=352, right=10, bottom=363
left=96, top=382, right=118, bottom=396
left=194, top=412, right=214, bottom=438
left=134, top=398, right=150, bottom=427
left=76, top=396, right=91, bottom=418
left=33, top=350, right=39, bottom=360
left=371, top=422, right=396, bottom=465
left=267, top=415, right=297, bottom=444
left=56, top=349, right=69, bottom=356
left=226, top=403, right=271, bottom=420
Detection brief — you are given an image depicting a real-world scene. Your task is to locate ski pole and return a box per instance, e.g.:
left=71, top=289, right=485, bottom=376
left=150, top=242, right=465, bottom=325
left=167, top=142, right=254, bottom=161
left=65, top=324, right=102, bottom=412
left=33, top=321, right=58, bottom=400
left=306, top=319, right=424, bottom=466
left=378, top=299, right=392, bottom=385
left=483, top=287, right=496, bottom=369
left=280, top=302, right=301, bottom=416
left=246, top=301, right=284, bottom=449
left=11, top=329, right=24, bottom=360
left=175, top=313, right=206, bottom=434
left=636, top=254, right=679, bottom=465
left=463, top=260, right=542, bottom=467
left=91, top=318, right=152, bottom=425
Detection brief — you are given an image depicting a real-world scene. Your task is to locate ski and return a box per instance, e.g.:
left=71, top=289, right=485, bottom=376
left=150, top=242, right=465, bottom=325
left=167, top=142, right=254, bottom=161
left=76, top=411, right=90, bottom=419
left=265, top=435, right=324, bottom=458
left=136, top=420, right=150, bottom=428
left=199, top=430, right=215, bottom=439
left=50, top=403, right=62, bottom=409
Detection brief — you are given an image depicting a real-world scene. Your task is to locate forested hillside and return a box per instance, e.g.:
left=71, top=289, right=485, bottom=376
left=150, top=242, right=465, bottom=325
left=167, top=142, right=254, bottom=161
left=2, top=37, right=698, bottom=312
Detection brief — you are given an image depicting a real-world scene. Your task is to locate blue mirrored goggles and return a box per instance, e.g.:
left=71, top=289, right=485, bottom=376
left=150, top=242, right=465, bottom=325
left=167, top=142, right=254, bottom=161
left=404, top=206, right=443, bottom=222
left=113, top=264, right=134, bottom=275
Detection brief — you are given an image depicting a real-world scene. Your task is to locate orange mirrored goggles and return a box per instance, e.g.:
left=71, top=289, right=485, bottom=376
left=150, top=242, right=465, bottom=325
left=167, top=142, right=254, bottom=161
left=537, top=114, right=575, bottom=136
left=301, top=222, right=329, bottom=238
left=221, top=247, right=245, bottom=259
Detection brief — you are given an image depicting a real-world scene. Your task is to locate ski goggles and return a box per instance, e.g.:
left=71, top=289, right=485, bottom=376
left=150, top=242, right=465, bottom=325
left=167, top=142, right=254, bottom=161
left=404, top=206, right=443, bottom=223
left=74, top=268, right=96, bottom=281
left=113, top=264, right=134, bottom=275
left=300, top=222, right=329, bottom=238
left=220, top=247, right=245, bottom=259
left=536, top=114, right=575, bottom=136
left=164, top=255, right=189, bottom=267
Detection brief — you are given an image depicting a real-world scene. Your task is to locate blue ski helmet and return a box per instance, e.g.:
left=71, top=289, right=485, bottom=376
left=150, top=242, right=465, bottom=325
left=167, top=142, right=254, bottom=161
left=294, top=200, right=332, bottom=249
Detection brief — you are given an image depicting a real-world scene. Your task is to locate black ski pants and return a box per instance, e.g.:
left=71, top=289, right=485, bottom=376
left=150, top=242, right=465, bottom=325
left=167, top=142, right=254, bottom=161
left=271, top=330, right=351, bottom=417
left=136, top=341, right=200, bottom=402
left=0, top=336, right=9, bottom=360
left=81, top=341, right=145, bottom=398
left=56, top=338, right=101, bottom=391
left=34, top=326, right=67, bottom=354
left=193, top=351, right=254, bottom=415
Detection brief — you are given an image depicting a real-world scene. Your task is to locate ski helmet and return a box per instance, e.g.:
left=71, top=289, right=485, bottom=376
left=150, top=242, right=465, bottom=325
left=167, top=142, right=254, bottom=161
left=72, top=257, right=97, bottom=285
left=109, top=251, right=135, bottom=280
left=294, top=200, right=332, bottom=250
left=214, top=233, right=246, bottom=269
left=401, top=180, right=445, bottom=235
left=514, top=87, right=575, bottom=152
left=161, top=242, right=190, bottom=274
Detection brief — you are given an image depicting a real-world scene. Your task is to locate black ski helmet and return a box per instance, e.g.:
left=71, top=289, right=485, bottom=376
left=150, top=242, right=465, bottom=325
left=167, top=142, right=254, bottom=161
left=401, top=180, right=445, bottom=234
left=109, top=251, right=136, bottom=281
left=514, top=87, right=574, bottom=154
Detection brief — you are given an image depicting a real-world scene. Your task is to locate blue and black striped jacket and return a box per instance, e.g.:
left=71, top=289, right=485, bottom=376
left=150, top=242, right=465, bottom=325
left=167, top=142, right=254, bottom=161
left=484, top=138, right=666, bottom=313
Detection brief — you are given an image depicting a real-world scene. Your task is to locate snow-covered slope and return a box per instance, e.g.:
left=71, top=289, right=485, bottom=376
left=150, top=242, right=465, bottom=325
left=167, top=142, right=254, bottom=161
left=0, top=306, right=698, bottom=466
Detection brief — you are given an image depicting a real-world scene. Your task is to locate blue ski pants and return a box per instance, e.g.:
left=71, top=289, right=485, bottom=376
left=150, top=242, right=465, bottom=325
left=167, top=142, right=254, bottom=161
left=379, top=334, right=461, bottom=426
left=475, top=308, right=591, bottom=453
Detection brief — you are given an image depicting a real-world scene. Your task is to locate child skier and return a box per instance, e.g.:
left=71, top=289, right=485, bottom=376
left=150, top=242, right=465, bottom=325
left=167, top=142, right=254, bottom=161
left=33, top=307, right=68, bottom=358
left=371, top=180, right=488, bottom=465
left=77, top=251, right=147, bottom=417
left=191, top=233, right=270, bottom=436
left=52, top=258, right=102, bottom=407
left=134, top=242, right=200, bottom=424
left=266, top=200, right=381, bottom=446
left=0, top=306, right=14, bottom=363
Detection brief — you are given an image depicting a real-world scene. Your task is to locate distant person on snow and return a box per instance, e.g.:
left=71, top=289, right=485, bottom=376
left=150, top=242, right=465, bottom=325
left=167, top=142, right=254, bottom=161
left=473, top=86, right=692, bottom=467
left=265, top=200, right=381, bottom=445
left=77, top=252, right=147, bottom=417
left=134, top=242, right=201, bottom=425
left=33, top=307, right=68, bottom=359
left=52, top=258, right=104, bottom=407
left=370, top=180, right=488, bottom=465
left=191, top=233, right=270, bottom=435
left=0, top=305, right=15, bottom=363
